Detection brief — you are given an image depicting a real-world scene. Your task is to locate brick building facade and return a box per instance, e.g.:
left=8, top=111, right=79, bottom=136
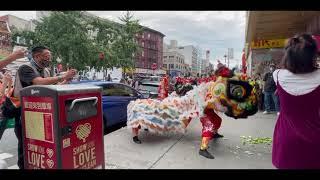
left=135, top=28, right=165, bottom=71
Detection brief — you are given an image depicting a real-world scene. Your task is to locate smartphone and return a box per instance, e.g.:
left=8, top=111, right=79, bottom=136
left=27, top=50, right=33, bottom=61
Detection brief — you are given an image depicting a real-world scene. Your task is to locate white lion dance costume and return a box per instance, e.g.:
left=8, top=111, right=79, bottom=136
left=127, top=68, right=258, bottom=159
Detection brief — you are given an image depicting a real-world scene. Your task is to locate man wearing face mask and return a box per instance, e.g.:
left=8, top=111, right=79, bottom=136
left=263, top=63, right=280, bottom=115
left=13, top=46, right=77, bottom=169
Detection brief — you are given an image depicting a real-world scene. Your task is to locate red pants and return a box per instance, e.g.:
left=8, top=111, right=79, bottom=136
left=200, top=109, right=222, bottom=139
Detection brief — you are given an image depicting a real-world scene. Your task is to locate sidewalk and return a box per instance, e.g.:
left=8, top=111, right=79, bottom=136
left=104, top=112, right=277, bottom=169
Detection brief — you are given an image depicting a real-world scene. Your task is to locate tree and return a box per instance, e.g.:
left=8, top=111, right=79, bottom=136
left=87, top=11, right=142, bottom=78
left=11, top=11, right=142, bottom=76
left=12, top=11, right=99, bottom=71
left=117, top=11, right=143, bottom=78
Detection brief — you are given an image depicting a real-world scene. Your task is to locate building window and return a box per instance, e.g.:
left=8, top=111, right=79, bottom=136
left=163, top=64, right=167, bottom=68
left=142, top=42, right=144, bottom=47
left=176, top=64, right=178, bottom=69
left=169, top=56, right=174, bottom=58
left=142, top=51, right=144, bottom=57
left=164, top=56, right=167, bottom=58
left=148, top=33, right=150, bottom=39
left=142, top=33, right=144, bottom=39
left=170, top=64, right=174, bottom=69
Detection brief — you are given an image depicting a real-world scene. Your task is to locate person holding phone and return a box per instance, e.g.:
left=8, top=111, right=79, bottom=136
left=0, top=49, right=25, bottom=137
left=13, top=46, right=77, bottom=169
left=0, top=72, right=14, bottom=140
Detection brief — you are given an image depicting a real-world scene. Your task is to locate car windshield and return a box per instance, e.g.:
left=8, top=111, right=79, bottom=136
left=150, top=77, right=160, bottom=81
left=139, top=84, right=159, bottom=93
left=102, top=84, right=136, bottom=96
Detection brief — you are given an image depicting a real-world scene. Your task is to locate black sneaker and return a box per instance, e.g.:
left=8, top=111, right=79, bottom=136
left=199, top=149, right=215, bottom=159
left=213, top=133, right=224, bottom=138
left=133, top=136, right=142, bottom=144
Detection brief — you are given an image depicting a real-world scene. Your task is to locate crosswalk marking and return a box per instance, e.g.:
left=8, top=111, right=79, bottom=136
left=0, top=153, right=14, bottom=160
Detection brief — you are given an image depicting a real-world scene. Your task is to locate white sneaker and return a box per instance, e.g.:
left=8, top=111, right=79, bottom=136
left=277, top=112, right=280, bottom=116
left=263, top=111, right=270, bottom=114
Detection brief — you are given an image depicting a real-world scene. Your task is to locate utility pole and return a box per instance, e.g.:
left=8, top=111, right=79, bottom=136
left=227, top=55, right=230, bottom=68
left=227, top=48, right=233, bottom=68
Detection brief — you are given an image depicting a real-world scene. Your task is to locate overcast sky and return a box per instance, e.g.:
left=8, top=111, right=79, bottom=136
left=0, top=11, right=246, bottom=68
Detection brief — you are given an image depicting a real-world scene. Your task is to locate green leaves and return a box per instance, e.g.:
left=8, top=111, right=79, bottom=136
left=240, top=136, right=272, bottom=145
left=11, top=11, right=142, bottom=73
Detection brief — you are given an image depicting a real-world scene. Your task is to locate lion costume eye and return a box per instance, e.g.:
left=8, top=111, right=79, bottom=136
left=230, top=85, right=246, bottom=98
left=212, top=83, right=226, bottom=97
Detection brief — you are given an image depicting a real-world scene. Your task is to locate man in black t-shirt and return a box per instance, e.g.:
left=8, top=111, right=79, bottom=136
left=263, top=64, right=280, bottom=114
left=14, top=46, right=77, bottom=169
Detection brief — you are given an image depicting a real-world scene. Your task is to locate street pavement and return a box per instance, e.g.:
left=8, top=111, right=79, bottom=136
left=104, top=112, right=277, bottom=169
left=0, top=128, right=19, bottom=169
left=0, top=112, right=277, bottom=169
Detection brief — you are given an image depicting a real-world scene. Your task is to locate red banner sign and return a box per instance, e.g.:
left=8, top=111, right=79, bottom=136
left=22, top=97, right=57, bottom=169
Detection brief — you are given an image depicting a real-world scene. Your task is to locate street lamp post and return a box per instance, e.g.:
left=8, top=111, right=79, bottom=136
left=224, top=54, right=227, bottom=64
left=227, top=55, right=230, bottom=68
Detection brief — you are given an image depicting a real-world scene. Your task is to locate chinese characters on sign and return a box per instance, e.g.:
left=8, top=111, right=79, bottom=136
left=23, top=97, right=56, bottom=169
left=24, top=101, right=52, bottom=110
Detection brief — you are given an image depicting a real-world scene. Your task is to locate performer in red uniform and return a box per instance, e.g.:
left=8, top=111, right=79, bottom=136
left=199, top=107, right=224, bottom=159
left=198, top=63, right=232, bottom=159
left=158, top=75, right=169, bottom=100
left=201, top=108, right=222, bottom=138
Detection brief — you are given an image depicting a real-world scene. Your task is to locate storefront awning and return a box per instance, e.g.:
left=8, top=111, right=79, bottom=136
left=246, top=11, right=320, bottom=44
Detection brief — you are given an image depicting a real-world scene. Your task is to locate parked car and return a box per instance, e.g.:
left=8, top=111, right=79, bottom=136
left=138, top=82, right=159, bottom=99
left=69, top=81, right=144, bottom=133
left=141, top=76, right=161, bottom=83
left=111, top=77, right=121, bottom=83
